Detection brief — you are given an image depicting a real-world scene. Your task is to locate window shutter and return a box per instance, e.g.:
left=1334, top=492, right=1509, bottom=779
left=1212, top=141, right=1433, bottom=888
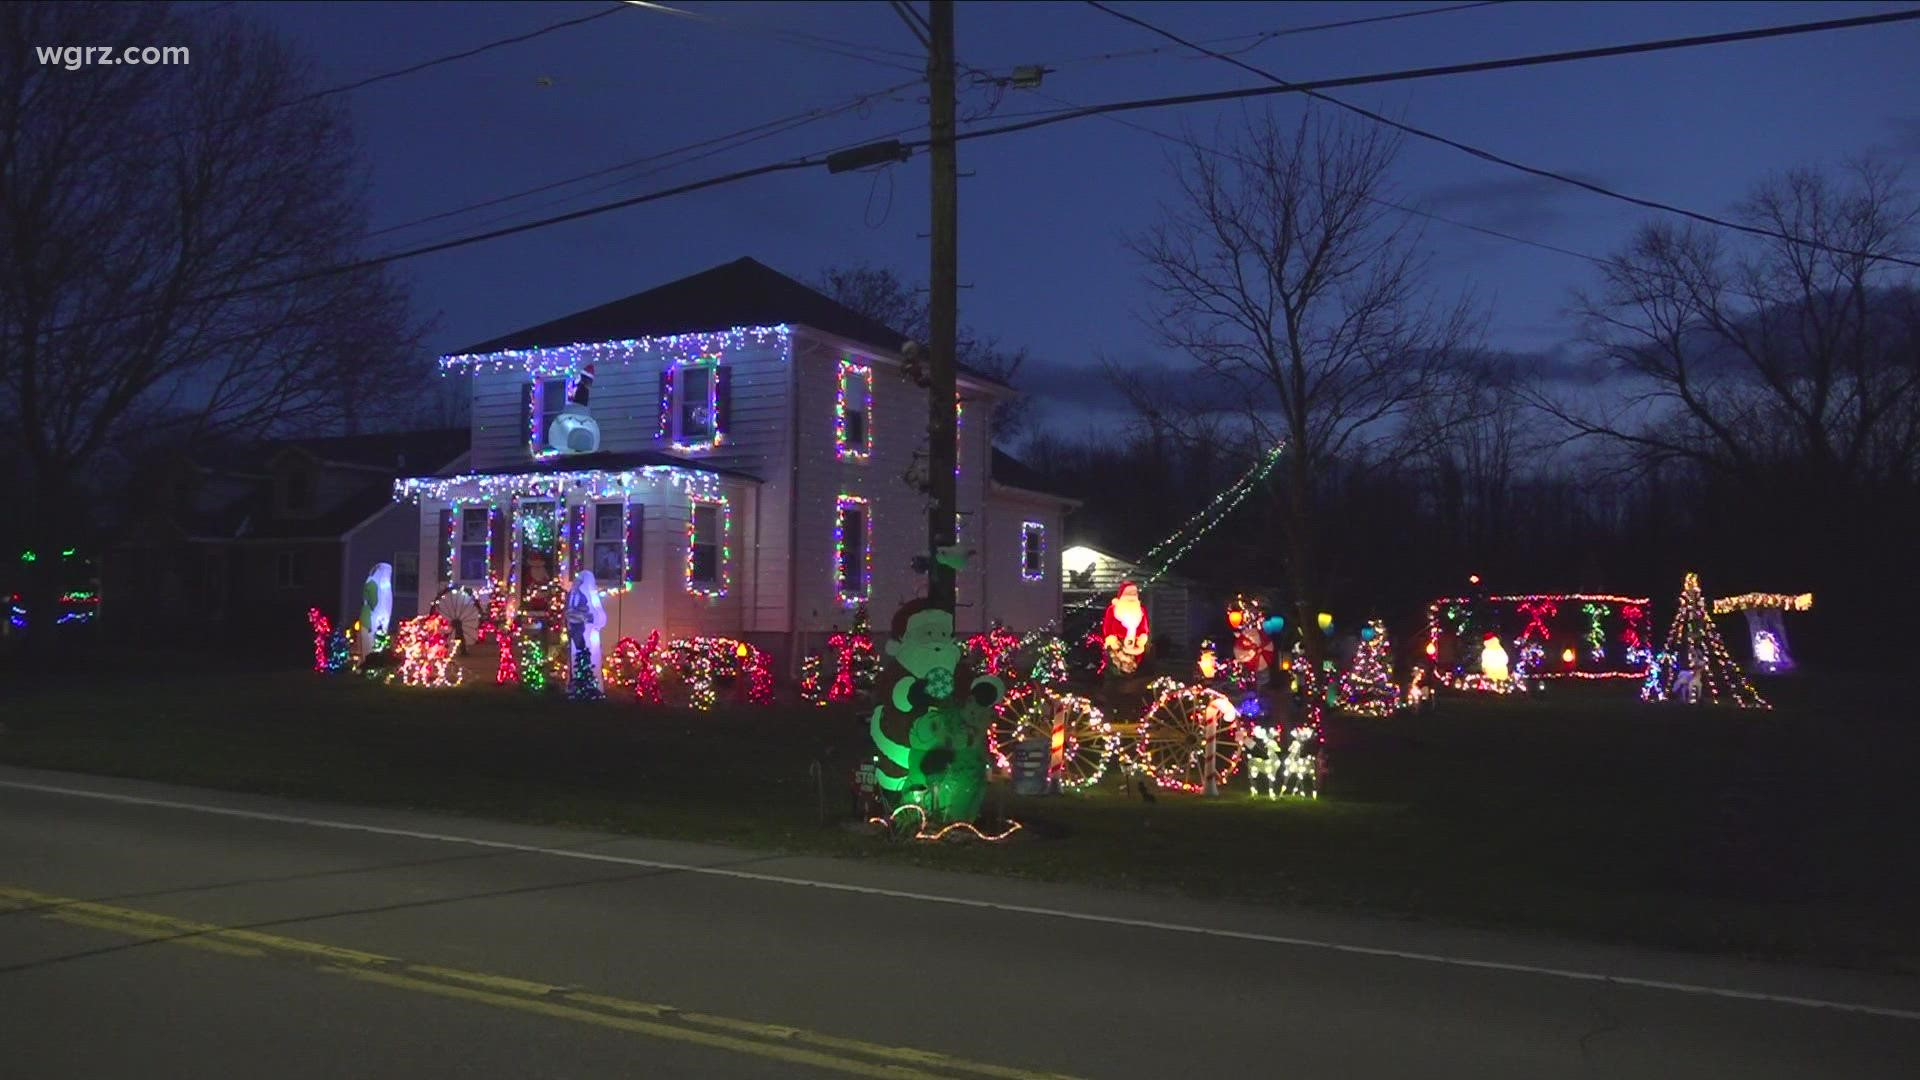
left=713, top=365, right=731, bottom=439
left=624, top=504, right=644, bottom=584
left=520, top=382, right=535, bottom=454
left=489, top=508, right=509, bottom=582
left=568, top=504, right=588, bottom=577
left=436, top=509, right=453, bottom=586
left=656, top=370, right=672, bottom=440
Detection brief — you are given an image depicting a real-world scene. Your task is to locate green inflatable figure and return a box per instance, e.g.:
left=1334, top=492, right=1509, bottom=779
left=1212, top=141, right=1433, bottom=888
left=868, top=600, right=1005, bottom=826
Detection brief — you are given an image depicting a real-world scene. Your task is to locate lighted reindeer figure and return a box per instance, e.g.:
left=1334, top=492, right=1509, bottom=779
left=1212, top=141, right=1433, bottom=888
left=1241, top=724, right=1284, bottom=798
left=1279, top=723, right=1321, bottom=798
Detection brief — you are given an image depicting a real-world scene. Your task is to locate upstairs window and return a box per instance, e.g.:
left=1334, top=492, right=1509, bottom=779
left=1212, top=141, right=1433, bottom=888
left=284, top=467, right=312, bottom=513
left=1021, top=521, right=1046, bottom=581
left=525, top=376, right=568, bottom=457
left=659, top=360, right=729, bottom=450
left=835, top=495, right=870, bottom=605
left=686, top=495, right=729, bottom=596
left=836, top=359, right=873, bottom=460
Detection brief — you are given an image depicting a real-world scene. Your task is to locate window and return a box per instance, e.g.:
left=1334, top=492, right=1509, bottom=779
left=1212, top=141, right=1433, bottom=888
left=686, top=497, right=727, bottom=595
left=1021, top=521, right=1046, bottom=582
left=678, top=365, right=713, bottom=444
left=532, top=377, right=567, bottom=454
left=592, top=503, right=624, bottom=583
left=835, top=495, right=870, bottom=604
left=836, top=359, right=872, bottom=460
left=393, top=551, right=419, bottom=594
left=285, top=468, right=312, bottom=512
left=661, top=360, right=727, bottom=449
left=459, top=507, right=491, bottom=582
left=276, top=549, right=306, bottom=590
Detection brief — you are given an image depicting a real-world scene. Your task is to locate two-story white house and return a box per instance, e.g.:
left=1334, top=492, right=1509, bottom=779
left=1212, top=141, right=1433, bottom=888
left=394, top=258, right=1073, bottom=669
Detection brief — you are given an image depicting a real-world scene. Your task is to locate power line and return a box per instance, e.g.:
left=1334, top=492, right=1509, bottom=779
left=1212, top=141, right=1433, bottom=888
left=1031, top=86, right=1608, bottom=269
left=1051, top=1, right=1508, bottom=67
left=55, top=7, right=1920, bottom=332
left=1082, top=0, right=1920, bottom=269
left=112, top=4, right=631, bottom=157
left=621, top=0, right=926, bottom=74
left=363, top=78, right=920, bottom=244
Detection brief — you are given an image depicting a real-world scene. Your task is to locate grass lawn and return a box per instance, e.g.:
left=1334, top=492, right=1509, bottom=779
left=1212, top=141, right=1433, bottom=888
left=3, top=660, right=1916, bottom=971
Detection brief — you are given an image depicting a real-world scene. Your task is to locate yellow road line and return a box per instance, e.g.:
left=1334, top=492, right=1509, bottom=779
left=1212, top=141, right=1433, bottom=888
left=2, top=884, right=1080, bottom=1080
left=324, top=964, right=955, bottom=1080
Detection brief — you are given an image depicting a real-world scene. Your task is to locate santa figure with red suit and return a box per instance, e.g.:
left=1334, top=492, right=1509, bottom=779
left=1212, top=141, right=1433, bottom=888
left=1102, top=580, right=1151, bottom=674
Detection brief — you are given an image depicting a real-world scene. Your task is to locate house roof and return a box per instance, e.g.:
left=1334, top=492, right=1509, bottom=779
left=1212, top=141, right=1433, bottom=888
left=989, top=449, right=1077, bottom=504
left=175, top=429, right=471, bottom=541
left=453, top=257, right=1010, bottom=388
left=275, top=428, right=469, bottom=473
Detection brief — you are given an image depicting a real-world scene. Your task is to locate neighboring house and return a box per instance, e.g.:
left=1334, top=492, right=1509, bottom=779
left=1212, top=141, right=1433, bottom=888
left=1059, top=541, right=1211, bottom=660
left=105, top=429, right=468, bottom=653
left=396, top=257, right=1074, bottom=669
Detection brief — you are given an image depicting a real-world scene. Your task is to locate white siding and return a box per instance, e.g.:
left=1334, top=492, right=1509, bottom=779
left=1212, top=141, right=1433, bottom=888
left=462, top=337, right=796, bottom=633
left=980, top=488, right=1064, bottom=632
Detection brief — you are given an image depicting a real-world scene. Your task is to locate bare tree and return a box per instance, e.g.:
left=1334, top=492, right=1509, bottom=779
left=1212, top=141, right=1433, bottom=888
left=814, top=261, right=1031, bottom=442
left=0, top=3, right=425, bottom=642
left=1129, top=110, right=1478, bottom=656
left=1537, top=160, right=1920, bottom=492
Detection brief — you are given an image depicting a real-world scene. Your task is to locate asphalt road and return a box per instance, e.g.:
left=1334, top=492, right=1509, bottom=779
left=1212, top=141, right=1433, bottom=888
left=2, top=766, right=1917, bottom=1079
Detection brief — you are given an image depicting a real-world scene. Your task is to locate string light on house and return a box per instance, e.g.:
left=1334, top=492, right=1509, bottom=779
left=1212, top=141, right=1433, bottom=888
left=685, top=493, right=732, bottom=598
left=834, top=494, right=872, bottom=607
left=835, top=357, right=873, bottom=461
left=439, top=324, right=792, bottom=376
left=397, top=466, right=729, bottom=507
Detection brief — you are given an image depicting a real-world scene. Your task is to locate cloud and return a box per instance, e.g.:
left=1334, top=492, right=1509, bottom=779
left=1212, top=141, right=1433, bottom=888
left=1415, top=172, right=1610, bottom=236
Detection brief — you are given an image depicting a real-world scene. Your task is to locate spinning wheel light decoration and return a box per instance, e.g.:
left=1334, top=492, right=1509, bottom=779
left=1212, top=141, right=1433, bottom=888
left=987, top=684, right=1118, bottom=792
left=1134, top=678, right=1243, bottom=793
left=432, top=585, right=486, bottom=650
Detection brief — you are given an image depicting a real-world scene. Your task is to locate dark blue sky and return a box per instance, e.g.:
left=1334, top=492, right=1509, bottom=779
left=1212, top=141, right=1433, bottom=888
left=252, top=1, right=1920, bottom=431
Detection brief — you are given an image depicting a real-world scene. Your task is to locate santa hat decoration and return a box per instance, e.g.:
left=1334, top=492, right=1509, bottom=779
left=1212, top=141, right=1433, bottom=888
left=548, top=364, right=602, bottom=454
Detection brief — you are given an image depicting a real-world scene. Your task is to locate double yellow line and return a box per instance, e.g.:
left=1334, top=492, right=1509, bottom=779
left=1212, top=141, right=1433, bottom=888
left=0, top=885, right=1078, bottom=1080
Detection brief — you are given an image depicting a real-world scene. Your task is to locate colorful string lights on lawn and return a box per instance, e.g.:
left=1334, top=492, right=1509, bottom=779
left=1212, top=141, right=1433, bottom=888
left=1427, top=592, right=1653, bottom=689
left=1338, top=619, right=1403, bottom=716
left=986, top=684, right=1117, bottom=792
left=1710, top=592, right=1814, bottom=615
left=1640, top=572, right=1769, bottom=708
left=391, top=614, right=461, bottom=688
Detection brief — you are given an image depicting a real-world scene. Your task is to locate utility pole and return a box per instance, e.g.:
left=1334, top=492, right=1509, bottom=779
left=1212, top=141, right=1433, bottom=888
left=925, top=0, right=959, bottom=614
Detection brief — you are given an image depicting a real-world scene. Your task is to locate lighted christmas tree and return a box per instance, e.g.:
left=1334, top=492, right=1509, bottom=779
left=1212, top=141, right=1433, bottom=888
left=1338, top=619, right=1402, bottom=716
left=1640, top=572, right=1768, bottom=709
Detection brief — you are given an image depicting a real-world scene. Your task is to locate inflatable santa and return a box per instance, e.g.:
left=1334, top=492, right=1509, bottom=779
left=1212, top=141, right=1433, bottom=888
left=1102, top=580, right=1151, bottom=674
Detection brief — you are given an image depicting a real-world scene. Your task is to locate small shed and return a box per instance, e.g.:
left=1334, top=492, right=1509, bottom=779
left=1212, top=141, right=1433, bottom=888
left=1059, top=541, right=1208, bottom=659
